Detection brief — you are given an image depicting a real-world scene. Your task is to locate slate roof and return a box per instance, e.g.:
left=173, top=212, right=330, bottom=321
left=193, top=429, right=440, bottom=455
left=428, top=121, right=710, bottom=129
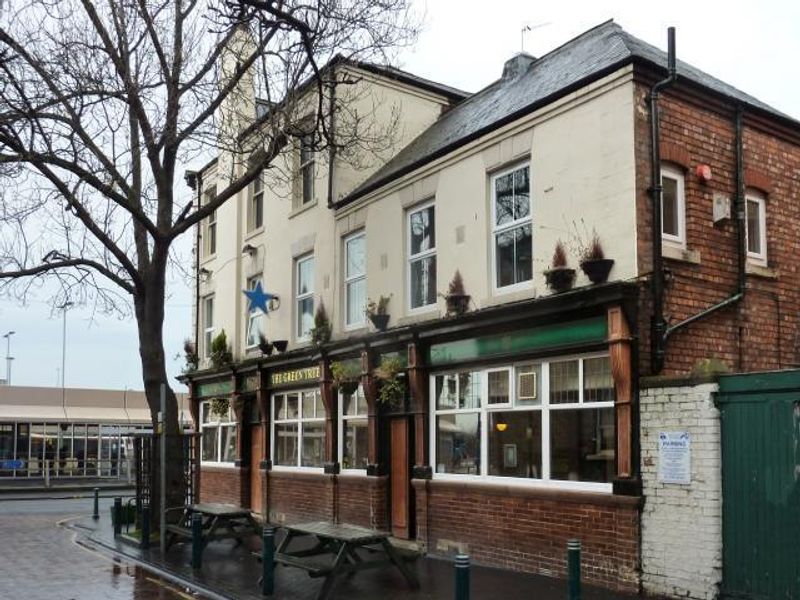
left=342, top=20, right=796, bottom=205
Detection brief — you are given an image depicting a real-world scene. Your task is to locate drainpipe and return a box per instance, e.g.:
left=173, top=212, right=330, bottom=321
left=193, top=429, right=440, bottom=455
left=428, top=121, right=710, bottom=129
left=650, top=27, right=678, bottom=374
left=326, top=66, right=337, bottom=208
left=184, top=170, right=202, bottom=360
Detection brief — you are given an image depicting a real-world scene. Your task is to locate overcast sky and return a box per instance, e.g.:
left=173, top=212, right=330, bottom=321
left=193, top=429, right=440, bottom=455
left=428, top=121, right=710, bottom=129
left=1, top=0, right=797, bottom=392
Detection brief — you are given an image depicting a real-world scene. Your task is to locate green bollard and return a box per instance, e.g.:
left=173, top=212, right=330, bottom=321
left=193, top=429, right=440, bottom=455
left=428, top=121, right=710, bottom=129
left=140, top=505, right=150, bottom=550
left=567, top=539, right=581, bottom=600
left=92, top=487, right=100, bottom=520
left=113, top=497, right=122, bottom=537
left=191, top=513, right=203, bottom=570
left=262, top=526, right=275, bottom=596
left=454, top=553, right=470, bottom=600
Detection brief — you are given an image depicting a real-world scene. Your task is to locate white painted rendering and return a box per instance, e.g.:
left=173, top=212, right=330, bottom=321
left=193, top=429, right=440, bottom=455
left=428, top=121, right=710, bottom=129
left=640, top=383, right=722, bottom=600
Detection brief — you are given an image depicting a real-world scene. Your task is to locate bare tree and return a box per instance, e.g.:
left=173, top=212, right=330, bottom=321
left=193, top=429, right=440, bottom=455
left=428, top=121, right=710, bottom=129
left=0, top=0, right=416, bottom=515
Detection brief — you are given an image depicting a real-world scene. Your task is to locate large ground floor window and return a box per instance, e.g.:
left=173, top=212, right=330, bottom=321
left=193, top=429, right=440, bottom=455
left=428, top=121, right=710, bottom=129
left=431, top=353, right=616, bottom=490
left=339, top=385, right=368, bottom=471
left=272, top=389, right=326, bottom=468
left=200, top=401, right=238, bottom=465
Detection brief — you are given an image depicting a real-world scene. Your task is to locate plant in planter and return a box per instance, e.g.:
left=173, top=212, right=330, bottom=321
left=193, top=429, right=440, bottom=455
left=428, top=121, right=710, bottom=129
left=366, top=295, right=391, bottom=331
left=181, top=338, right=199, bottom=373
left=210, top=397, right=230, bottom=419
left=374, top=355, right=406, bottom=406
left=579, top=231, right=615, bottom=284
left=258, top=334, right=273, bottom=356
left=543, top=240, right=576, bottom=293
left=272, top=339, right=288, bottom=353
left=310, top=300, right=332, bottom=348
left=443, top=270, right=470, bottom=316
left=330, top=360, right=361, bottom=395
left=209, top=330, right=233, bottom=369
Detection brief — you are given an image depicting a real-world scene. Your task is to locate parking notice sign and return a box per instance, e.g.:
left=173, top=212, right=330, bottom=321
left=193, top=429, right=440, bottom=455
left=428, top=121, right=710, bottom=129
left=658, top=431, right=691, bottom=484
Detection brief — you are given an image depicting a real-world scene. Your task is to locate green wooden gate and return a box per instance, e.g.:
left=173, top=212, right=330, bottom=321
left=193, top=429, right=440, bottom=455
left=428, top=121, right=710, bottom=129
left=717, top=371, right=800, bottom=599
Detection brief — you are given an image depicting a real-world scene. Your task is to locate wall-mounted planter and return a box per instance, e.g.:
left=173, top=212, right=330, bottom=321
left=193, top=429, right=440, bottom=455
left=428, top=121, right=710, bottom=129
left=580, top=259, right=614, bottom=284
left=544, top=267, right=576, bottom=293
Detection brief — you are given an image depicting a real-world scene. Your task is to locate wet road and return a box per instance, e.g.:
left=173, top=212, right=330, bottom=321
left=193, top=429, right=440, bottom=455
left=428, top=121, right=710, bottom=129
left=0, top=493, right=201, bottom=600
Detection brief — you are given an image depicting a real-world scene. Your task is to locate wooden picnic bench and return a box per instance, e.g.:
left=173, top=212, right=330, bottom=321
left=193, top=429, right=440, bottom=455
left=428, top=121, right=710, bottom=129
left=268, top=521, right=420, bottom=600
left=164, top=502, right=261, bottom=554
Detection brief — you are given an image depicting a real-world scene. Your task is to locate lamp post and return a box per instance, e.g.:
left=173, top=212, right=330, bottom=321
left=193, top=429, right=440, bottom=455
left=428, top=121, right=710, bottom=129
left=2, top=331, right=14, bottom=385
left=58, top=302, right=74, bottom=409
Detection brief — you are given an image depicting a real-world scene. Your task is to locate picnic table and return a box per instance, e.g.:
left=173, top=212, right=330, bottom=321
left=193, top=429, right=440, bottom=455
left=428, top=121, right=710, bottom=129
left=165, top=502, right=261, bottom=553
left=271, top=521, right=420, bottom=600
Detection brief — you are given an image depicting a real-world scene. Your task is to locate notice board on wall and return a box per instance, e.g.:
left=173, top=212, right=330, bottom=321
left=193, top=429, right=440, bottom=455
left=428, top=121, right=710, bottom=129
left=657, top=431, right=691, bottom=484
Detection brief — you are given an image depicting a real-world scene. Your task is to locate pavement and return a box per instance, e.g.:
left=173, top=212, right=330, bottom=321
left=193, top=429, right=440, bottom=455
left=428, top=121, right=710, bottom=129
left=0, top=476, right=134, bottom=495
left=77, top=503, right=641, bottom=600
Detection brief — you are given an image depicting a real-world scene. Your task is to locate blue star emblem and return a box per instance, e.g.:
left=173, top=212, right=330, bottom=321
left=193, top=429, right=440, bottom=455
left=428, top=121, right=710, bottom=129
left=243, top=281, right=277, bottom=314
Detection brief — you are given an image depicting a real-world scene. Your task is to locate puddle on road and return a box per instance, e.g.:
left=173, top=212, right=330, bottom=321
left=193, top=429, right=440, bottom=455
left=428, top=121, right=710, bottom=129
left=106, top=559, right=204, bottom=599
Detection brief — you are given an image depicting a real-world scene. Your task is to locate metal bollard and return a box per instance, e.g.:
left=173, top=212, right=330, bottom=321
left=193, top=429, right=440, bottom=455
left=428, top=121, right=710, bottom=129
left=140, top=505, right=150, bottom=550
left=567, top=539, right=581, bottom=600
left=44, top=460, right=50, bottom=488
left=113, top=497, right=122, bottom=537
left=454, top=553, right=470, bottom=600
left=191, top=513, right=203, bottom=570
left=92, top=487, right=100, bottom=520
left=261, top=526, right=275, bottom=596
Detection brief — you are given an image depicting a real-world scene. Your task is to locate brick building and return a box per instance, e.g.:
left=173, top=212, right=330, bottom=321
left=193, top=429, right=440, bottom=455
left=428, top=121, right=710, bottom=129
left=182, top=21, right=799, bottom=597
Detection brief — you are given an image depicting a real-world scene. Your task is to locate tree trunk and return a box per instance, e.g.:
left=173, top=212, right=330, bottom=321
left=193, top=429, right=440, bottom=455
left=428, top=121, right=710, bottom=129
left=135, top=260, right=186, bottom=527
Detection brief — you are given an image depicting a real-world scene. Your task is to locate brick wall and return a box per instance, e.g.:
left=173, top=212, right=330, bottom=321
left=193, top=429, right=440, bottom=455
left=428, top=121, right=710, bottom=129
left=267, top=470, right=333, bottom=524
left=199, top=466, right=243, bottom=505
left=414, top=479, right=640, bottom=593
left=640, top=381, right=721, bottom=599
left=633, top=81, right=800, bottom=376
left=337, top=474, right=389, bottom=530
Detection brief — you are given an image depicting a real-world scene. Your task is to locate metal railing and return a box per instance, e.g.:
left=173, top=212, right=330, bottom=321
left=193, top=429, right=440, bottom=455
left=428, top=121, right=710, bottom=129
left=0, top=457, right=135, bottom=485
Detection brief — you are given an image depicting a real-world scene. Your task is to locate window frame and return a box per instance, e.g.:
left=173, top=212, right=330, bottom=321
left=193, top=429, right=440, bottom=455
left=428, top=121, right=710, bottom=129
left=344, top=231, right=367, bottom=330
left=271, top=389, right=326, bottom=471
left=295, top=255, right=315, bottom=342
left=245, top=276, right=264, bottom=349
left=202, top=295, right=214, bottom=359
left=199, top=400, right=238, bottom=467
left=202, top=186, right=217, bottom=258
left=430, top=352, right=615, bottom=493
left=338, top=384, right=369, bottom=474
left=300, top=134, right=315, bottom=205
left=491, top=162, right=533, bottom=293
left=247, top=170, right=264, bottom=233
left=745, top=190, right=767, bottom=266
left=660, top=163, right=686, bottom=248
left=407, top=200, right=437, bottom=313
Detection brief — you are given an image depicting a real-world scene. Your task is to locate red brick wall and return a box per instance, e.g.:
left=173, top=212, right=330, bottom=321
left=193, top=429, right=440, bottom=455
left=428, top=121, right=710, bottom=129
left=414, top=479, right=640, bottom=593
left=337, top=474, right=389, bottom=530
left=634, top=81, right=800, bottom=376
left=199, top=466, right=243, bottom=505
left=267, top=470, right=333, bottom=524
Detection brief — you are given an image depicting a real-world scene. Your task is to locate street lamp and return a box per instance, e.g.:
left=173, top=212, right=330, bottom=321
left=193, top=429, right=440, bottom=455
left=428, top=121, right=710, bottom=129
left=58, top=302, right=74, bottom=408
left=3, top=331, right=15, bottom=385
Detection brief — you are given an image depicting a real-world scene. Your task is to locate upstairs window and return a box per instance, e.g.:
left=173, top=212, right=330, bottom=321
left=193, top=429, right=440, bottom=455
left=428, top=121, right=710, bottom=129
left=202, top=186, right=217, bottom=257
left=300, top=134, right=315, bottom=205
left=203, top=296, right=214, bottom=359
left=296, top=255, right=315, bottom=341
left=408, top=202, right=436, bottom=310
left=661, top=164, right=686, bottom=247
left=247, top=171, right=264, bottom=232
left=344, top=232, right=366, bottom=328
left=745, top=191, right=767, bottom=265
left=492, top=164, right=532, bottom=290
left=245, top=276, right=264, bottom=349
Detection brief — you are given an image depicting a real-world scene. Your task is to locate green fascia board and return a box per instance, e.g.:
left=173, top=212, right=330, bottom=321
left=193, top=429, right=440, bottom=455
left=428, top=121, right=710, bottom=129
left=196, top=379, right=234, bottom=398
left=428, top=316, right=607, bottom=367
left=718, top=369, right=800, bottom=395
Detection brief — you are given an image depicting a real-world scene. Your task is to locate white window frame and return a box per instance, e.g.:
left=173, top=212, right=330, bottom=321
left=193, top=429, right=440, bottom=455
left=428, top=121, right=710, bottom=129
left=247, top=171, right=264, bottom=233
left=337, top=384, right=369, bottom=474
left=202, top=295, right=214, bottom=359
left=199, top=401, right=237, bottom=467
left=344, top=231, right=366, bottom=329
left=660, top=164, right=686, bottom=248
left=245, top=276, right=264, bottom=349
left=203, top=186, right=217, bottom=258
left=407, top=201, right=437, bottom=313
left=271, top=389, right=326, bottom=471
left=295, top=255, right=315, bottom=341
left=491, top=163, right=533, bottom=293
left=300, top=134, right=315, bottom=205
left=745, top=191, right=767, bottom=266
left=430, top=352, right=615, bottom=493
